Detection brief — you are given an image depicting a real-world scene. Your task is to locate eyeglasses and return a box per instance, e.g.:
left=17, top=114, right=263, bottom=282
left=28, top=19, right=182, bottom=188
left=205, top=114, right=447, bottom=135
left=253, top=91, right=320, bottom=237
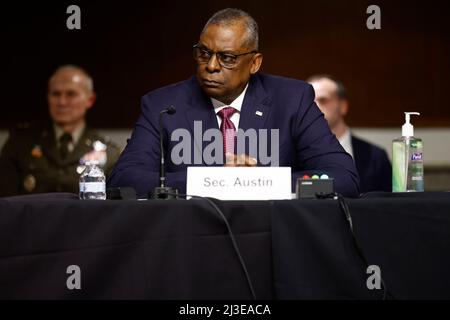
left=193, top=44, right=257, bottom=69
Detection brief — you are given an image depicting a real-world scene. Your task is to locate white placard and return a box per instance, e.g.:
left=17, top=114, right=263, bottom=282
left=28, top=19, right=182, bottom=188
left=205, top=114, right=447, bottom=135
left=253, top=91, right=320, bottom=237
left=186, top=167, right=291, bottom=200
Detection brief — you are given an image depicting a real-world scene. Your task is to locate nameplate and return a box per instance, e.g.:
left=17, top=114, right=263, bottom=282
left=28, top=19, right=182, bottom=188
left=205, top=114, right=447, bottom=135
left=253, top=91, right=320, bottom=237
left=186, top=167, right=291, bottom=200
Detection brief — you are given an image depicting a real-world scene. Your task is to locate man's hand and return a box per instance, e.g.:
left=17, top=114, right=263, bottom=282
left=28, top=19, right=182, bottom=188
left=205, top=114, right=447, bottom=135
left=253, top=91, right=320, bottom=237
left=225, top=153, right=258, bottom=167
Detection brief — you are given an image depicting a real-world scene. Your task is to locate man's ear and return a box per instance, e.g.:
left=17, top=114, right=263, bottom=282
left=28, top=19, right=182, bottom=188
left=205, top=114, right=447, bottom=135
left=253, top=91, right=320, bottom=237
left=250, top=53, right=263, bottom=74
left=340, top=99, right=349, bottom=117
left=86, top=91, right=97, bottom=110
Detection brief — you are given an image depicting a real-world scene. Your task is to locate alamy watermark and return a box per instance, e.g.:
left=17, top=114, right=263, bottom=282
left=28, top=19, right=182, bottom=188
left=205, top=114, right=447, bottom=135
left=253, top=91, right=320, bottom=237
left=66, top=5, right=81, bottom=30
left=170, top=121, right=280, bottom=166
left=66, top=265, right=81, bottom=290
left=366, top=5, right=381, bottom=30
left=366, top=264, right=382, bottom=290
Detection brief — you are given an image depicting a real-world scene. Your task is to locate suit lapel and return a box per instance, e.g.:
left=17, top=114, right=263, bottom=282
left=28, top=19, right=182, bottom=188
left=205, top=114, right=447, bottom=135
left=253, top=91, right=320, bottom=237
left=39, top=125, right=60, bottom=165
left=185, top=78, right=218, bottom=163
left=351, top=135, right=365, bottom=173
left=185, top=77, right=218, bottom=132
left=238, top=74, right=271, bottom=132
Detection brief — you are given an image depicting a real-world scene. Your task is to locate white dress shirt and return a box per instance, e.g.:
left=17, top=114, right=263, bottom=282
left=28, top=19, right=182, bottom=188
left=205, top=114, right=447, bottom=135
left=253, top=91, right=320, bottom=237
left=210, top=83, right=249, bottom=129
left=338, top=127, right=354, bottom=158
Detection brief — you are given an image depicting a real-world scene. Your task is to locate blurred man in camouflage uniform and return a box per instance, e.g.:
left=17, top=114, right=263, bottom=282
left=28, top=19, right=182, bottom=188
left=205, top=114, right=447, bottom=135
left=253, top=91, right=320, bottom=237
left=0, top=65, right=121, bottom=196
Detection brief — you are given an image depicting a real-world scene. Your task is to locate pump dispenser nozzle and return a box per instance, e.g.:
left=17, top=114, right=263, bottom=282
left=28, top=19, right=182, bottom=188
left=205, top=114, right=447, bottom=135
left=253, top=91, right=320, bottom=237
left=402, top=112, right=420, bottom=137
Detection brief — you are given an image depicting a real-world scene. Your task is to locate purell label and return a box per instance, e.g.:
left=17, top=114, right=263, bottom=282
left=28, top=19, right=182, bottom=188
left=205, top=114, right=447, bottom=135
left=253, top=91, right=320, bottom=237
left=411, top=153, right=423, bottom=161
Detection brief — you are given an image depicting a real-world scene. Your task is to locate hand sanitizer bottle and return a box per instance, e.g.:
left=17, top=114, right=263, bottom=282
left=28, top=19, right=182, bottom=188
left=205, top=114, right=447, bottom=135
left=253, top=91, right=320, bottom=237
left=392, top=112, right=424, bottom=192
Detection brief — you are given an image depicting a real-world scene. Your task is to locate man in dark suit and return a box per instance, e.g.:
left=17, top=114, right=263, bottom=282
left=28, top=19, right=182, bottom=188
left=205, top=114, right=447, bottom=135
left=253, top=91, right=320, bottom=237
left=108, top=8, right=360, bottom=197
left=307, top=74, right=392, bottom=193
left=0, top=65, right=120, bottom=196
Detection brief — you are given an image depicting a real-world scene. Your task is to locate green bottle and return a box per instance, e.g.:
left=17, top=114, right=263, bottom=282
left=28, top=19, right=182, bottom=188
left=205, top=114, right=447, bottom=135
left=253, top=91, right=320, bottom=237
left=392, top=112, right=424, bottom=192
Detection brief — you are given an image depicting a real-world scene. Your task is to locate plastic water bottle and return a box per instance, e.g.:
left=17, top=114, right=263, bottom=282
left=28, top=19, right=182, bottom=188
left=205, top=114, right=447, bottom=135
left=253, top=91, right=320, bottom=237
left=79, top=161, right=106, bottom=200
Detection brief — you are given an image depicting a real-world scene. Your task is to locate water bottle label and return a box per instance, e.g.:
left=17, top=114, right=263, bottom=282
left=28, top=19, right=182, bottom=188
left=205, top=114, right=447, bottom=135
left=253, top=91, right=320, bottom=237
left=84, top=182, right=105, bottom=193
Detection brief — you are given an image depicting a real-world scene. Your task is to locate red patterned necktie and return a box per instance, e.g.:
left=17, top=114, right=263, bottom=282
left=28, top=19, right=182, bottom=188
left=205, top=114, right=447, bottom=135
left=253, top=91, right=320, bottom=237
left=217, top=106, right=237, bottom=156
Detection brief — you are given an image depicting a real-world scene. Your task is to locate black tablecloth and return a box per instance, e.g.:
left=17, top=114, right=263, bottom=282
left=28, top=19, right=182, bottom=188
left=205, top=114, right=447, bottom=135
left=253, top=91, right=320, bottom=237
left=0, top=192, right=449, bottom=299
left=272, top=193, right=450, bottom=299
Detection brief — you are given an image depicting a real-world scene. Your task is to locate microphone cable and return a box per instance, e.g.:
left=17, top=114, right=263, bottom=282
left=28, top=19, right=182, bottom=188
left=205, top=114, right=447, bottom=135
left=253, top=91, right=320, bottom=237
left=337, top=194, right=396, bottom=300
left=165, top=192, right=257, bottom=300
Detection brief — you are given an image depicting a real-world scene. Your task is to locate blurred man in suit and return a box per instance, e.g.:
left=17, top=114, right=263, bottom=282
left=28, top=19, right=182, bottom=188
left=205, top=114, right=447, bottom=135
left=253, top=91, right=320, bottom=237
left=108, top=8, right=360, bottom=197
left=307, top=74, right=391, bottom=193
left=0, top=65, right=120, bottom=196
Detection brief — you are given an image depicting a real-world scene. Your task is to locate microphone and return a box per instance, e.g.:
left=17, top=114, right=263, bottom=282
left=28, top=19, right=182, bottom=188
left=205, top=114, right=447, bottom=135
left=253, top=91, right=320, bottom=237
left=151, top=106, right=179, bottom=199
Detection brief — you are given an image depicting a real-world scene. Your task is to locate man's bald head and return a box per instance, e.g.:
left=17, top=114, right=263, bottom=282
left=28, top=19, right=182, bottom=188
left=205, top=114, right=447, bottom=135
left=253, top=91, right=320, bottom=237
left=49, top=65, right=94, bottom=93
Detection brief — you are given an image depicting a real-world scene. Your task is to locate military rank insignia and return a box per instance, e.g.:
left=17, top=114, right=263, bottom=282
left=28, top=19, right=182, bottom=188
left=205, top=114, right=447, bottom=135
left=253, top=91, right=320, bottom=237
left=31, top=145, right=43, bottom=158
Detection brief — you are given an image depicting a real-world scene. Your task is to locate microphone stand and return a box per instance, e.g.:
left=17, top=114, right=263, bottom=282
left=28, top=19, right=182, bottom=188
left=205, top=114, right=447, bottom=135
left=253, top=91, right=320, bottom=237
left=151, top=106, right=179, bottom=199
